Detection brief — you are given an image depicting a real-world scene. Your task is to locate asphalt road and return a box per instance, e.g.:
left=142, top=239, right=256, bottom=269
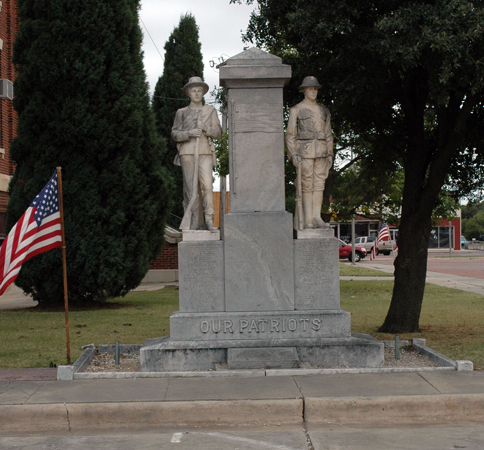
left=3, top=425, right=484, bottom=449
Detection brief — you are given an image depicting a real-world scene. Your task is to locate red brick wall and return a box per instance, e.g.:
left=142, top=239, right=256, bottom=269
left=0, top=0, right=18, bottom=227
left=149, top=241, right=178, bottom=270
left=436, top=217, right=462, bottom=251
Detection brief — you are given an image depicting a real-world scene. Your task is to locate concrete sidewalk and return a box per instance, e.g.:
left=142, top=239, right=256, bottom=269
left=1, top=371, right=484, bottom=433
left=0, top=284, right=39, bottom=310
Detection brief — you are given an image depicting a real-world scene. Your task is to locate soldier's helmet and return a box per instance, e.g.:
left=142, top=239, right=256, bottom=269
left=183, top=76, right=209, bottom=96
left=299, top=76, right=322, bottom=90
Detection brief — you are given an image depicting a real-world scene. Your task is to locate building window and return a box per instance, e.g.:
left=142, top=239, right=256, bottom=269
left=429, top=226, right=454, bottom=249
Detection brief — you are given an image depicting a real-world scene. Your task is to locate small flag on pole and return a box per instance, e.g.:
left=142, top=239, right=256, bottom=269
left=370, top=220, right=391, bottom=261
left=0, top=171, right=62, bottom=295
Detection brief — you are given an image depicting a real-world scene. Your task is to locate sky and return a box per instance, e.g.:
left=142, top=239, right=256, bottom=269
left=139, top=0, right=257, bottom=101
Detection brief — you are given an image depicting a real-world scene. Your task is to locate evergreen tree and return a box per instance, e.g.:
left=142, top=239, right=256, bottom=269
left=8, top=0, right=173, bottom=306
left=152, top=13, right=204, bottom=224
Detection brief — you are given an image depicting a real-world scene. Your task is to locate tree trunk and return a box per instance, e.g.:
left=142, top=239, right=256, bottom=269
left=378, top=210, right=432, bottom=333
left=379, top=149, right=435, bottom=333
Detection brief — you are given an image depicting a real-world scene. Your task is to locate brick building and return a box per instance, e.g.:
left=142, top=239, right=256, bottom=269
left=145, top=226, right=181, bottom=283
left=0, top=0, right=18, bottom=237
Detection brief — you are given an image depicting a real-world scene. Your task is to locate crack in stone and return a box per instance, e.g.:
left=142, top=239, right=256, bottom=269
left=292, top=376, right=315, bottom=450
left=64, top=403, right=71, bottom=432
left=418, top=372, right=443, bottom=393
left=163, top=378, right=171, bottom=401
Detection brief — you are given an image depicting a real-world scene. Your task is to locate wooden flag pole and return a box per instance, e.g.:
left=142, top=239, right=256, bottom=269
left=56, top=167, right=70, bottom=365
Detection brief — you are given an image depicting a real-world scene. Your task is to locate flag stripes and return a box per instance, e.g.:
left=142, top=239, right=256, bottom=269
left=0, top=172, right=62, bottom=295
left=370, top=220, right=391, bottom=261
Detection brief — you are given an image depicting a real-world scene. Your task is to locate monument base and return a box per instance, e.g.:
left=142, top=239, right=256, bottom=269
left=297, top=227, right=334, bottom=239
left=169, top=309, right=351, bottom=341
left=139, top=333, right=384, bottom=371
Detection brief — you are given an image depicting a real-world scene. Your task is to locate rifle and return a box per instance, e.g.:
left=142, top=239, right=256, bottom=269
left=296, top=158, right=304, bottom=230
left=180, top=111, right=201, bottom=231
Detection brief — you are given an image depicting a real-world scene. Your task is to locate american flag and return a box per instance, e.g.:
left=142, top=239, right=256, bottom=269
left=0, top=171, right=62, bottom=295
left=370, top=220, right=391, bottom=261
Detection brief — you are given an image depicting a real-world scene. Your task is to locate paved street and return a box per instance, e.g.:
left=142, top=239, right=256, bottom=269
left=352, top=249, right=484, bottom=296
left=2, top=425, right=484, bottom=449
left=358, top=249, right=484, bottom=280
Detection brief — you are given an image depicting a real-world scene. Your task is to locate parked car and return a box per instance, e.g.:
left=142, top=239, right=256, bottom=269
left=337, top=238, right=367, bottom=262
left=377, top=239, right=397, bottom=255
left=461, top=236, right=468, bottom=249
left=354, top=236, right=377, bottom=254
left=376, top=228, right=398, bottom=255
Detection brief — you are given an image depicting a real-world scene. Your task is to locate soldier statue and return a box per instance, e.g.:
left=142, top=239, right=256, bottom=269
left=285, top=76, right=334, bottom=230
left=171, top=77, right=222, bottom=231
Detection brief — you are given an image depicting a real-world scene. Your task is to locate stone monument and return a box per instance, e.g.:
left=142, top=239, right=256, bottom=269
left=140, top=48, right=383, bottom=371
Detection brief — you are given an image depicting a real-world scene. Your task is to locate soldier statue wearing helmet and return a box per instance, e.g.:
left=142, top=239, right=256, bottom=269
left=171, top=77, right=222, bottom=231
left=285, top=76, right=334, bottom=230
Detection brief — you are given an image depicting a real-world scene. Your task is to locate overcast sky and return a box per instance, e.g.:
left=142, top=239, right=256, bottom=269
left=139, top=0, right=257, bottom=102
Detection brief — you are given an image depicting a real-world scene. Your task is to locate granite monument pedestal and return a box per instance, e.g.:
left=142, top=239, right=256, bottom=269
left=140, top=49, right=383, bottom=372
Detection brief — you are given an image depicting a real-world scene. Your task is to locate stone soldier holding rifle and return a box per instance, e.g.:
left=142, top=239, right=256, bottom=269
left=171, top=77, right=222, bottom=231
left=285, top=76, right=334, bottom=230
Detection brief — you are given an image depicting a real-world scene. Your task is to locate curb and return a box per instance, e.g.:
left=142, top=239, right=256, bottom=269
left=74, top=366, right=457, bottom=380
left=0, top=399, right=302, bottom=433
left=305, top=393, right=484, bottom=427
left=2, top=394, right=484, bottom=433
left=0, top=404, right=69, bottom=433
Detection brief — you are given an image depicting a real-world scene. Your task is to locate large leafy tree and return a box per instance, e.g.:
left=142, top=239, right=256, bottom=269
left=462, top=201, right=484, bottom=240
left=152, top=13, right=204, bottom=224
left=234, top=0, right=484, bottom=332
left=8, top=0, right=173, bottom=306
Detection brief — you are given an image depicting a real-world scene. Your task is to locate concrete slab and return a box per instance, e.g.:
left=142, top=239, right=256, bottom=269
left=26, top=379, right=170, bottom=404
left=0, top=430, right=309, bottom=449
left=0, top=371, right=484, bottom=433
left=133, top=283, right=167, bottom=291
left=0, top=368, right=57, bottom=381
left=0, top=284, right=37, bottom=310
left=419, top=371, right=484, bottom=394
left=310, top=425, right=484, bottom=450
left=294, top=372, right=440, bottom=397
left=164, top=375, right=300, bottom=401
left=0, top=381, right=46, bottom=405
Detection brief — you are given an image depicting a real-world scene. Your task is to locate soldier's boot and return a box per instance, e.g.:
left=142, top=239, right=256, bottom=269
left=302, top=193, right=314, bottom=228
left=205, top=214, right=218, bottom=232
left=312, top=190, right=325, bottom=228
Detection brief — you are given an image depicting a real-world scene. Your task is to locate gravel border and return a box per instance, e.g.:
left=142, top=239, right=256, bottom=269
left=59, top=338, right=472, bottom=380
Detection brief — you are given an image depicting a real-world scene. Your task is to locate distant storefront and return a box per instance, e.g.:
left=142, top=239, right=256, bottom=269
left=330, top=215, right=461, bottom=250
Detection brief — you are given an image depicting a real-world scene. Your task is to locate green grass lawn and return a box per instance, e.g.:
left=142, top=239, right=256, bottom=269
left=341, top=280, right=484, bottom=369
left=339, top=262, right=393, bottom=277
left=1, top=281, right=483, bottom=369
left=0, top=287, right=179, bottom=369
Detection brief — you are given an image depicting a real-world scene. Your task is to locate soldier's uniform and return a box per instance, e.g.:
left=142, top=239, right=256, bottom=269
left=285, top=76, right=333, bottom=229
left=171, top=78, right=222, bottom=230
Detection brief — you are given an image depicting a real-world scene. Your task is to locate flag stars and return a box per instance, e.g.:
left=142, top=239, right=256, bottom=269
left=32, top=173, right=60, bottom=228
